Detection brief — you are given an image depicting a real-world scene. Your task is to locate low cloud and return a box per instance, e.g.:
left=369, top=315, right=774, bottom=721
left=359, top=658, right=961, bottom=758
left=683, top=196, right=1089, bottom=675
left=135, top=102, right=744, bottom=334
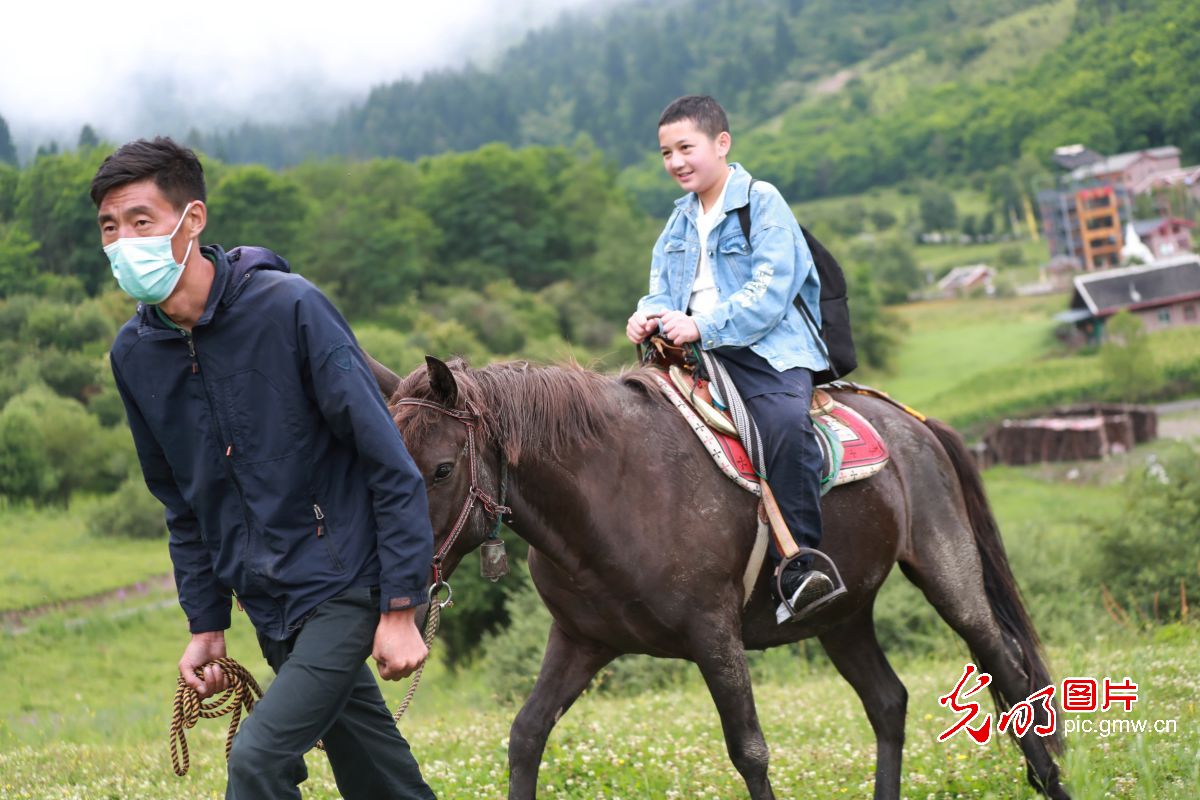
left=1, top=0, right=613, bottom=157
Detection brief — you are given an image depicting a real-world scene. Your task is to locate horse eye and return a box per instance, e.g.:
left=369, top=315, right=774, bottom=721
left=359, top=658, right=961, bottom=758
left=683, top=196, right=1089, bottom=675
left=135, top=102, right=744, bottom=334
left=433, top=463, right=453, bottom=481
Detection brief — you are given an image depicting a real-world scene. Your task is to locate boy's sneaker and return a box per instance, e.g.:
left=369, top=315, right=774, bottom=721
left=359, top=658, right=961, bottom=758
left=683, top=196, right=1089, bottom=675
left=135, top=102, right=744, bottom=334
left=775, top=566, right=835, bottom=624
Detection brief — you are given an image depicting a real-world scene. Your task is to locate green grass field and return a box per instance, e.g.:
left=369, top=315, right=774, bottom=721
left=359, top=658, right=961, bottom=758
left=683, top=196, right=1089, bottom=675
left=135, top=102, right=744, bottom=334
left=854, top=292, right=1064, bottom=409
left=4, top=447, right=1197, bottom=798
left=0, top=498, right=168, bottom=612
left=2, top=592, right=1195, bottom=798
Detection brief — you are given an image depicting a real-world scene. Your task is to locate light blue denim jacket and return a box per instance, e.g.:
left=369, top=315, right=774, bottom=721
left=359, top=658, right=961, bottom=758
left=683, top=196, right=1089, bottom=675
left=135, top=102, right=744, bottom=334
left=637, top=163, right=829, bottom=373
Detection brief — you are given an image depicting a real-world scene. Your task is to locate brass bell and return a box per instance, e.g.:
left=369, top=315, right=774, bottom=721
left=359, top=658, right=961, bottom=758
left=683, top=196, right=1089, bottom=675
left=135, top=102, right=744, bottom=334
left=480, top=538, right=508, bottom=582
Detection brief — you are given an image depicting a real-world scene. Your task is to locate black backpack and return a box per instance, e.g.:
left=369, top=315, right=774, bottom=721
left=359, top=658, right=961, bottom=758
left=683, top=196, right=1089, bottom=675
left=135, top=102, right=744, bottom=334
left=736, top=180, right=857, bottom=386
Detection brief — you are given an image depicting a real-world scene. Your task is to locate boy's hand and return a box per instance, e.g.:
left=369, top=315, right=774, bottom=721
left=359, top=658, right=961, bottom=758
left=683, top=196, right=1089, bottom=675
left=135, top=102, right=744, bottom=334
left=659, top=310, right=700, bottom=345
left=626, top=310, right=661, bottom=344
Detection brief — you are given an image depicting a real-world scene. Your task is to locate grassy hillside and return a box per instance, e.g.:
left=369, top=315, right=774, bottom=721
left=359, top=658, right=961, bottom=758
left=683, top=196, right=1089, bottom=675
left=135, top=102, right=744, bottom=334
left=859, top=293, right=1064, bottom=408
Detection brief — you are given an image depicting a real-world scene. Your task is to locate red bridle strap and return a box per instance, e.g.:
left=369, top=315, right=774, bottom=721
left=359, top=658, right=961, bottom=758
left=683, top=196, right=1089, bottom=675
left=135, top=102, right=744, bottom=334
left=395, top=398, right=511, bottom=588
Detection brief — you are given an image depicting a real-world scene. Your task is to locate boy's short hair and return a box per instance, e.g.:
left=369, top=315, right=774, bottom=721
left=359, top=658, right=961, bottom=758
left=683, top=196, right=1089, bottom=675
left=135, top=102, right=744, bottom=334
left=90, top=136, right=206, bottom=209
left=658, top=95, right=729, bottom=140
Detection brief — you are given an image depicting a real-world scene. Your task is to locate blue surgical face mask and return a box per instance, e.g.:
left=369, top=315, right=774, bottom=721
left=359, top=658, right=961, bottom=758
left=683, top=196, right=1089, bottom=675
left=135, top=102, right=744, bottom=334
left=103, top=201, right=196, bottom=304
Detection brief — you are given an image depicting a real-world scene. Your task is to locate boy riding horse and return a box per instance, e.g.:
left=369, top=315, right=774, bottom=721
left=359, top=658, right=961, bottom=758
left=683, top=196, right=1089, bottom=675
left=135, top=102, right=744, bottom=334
left=626, top=95, right=836, bottom=622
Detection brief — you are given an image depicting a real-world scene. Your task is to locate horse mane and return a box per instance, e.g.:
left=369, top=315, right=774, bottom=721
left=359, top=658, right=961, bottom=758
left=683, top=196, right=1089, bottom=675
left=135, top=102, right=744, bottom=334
left=392, top=358, right=668, bottom=465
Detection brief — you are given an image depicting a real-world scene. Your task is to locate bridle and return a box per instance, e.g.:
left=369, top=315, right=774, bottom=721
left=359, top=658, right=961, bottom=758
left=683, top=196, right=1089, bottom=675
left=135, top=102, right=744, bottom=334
left=394, top=397, right=510, bottom=605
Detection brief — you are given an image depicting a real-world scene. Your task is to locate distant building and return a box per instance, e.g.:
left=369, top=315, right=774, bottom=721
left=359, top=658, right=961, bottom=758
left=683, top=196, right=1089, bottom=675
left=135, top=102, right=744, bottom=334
left=1067, top=146, right=1182, bottom=194
left=1041, top=144, right=1197, bottom=271
left=1129, top=217, right=1195, bottom=261
left=936, top=264, right=995, bottom=297
left=1038, top=184, right=1132, bottom=270
left=1052, top=144, right=1105, bottom=172
left=1055, top=255, right=1200, bottom=345
left=1129, top=164, right=1200, bottom=199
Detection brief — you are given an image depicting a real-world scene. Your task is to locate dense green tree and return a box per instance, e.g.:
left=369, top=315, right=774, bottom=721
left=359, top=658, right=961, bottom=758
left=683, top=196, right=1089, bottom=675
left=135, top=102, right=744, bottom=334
left=0, top=114, right=15, bottom=166
left=77, top=125, right=100, bottom=150
left=918, top=186, right=957, bottom=233
left=868, top=208, right=897, bottom=231
left=0, top=163, right=18, bottom=221
left=15, top=148, right=108, bottom=293
left=205, top=165, right=310, bottom=256
left=848, top=237, right=922, bottom=305
left=0, top=223, right=40, bottom=296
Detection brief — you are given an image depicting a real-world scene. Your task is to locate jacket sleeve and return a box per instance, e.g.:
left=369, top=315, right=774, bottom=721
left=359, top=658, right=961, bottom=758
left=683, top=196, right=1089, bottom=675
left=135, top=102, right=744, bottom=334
left=691, top=191, right=817, bottom=350
left=636, top=211, right=680, bottom=317
left=296, top=288, right=434, bottom=615
left=110, top=356, right=231, bottom=634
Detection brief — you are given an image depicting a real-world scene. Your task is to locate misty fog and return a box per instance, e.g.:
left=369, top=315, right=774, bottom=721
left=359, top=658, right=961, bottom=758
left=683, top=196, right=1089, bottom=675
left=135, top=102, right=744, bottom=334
left=0, top=0, right=625, bottom=159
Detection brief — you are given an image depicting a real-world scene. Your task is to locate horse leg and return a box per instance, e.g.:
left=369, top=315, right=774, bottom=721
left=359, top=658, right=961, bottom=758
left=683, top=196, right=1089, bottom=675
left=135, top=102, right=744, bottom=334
left=507, top=622, right=614, bottom=800
left=692, top=625, right=775, bottom=800
left=899, top=556, right=1069, bottom=800
left=817, top=605, right=907, bottom=800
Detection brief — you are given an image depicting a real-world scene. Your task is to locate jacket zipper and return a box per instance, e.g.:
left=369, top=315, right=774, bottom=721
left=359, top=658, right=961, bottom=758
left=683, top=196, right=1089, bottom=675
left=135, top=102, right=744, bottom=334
left=313, top=502, right=344, bottom=571
left=185, top=330, right=256, bottom=561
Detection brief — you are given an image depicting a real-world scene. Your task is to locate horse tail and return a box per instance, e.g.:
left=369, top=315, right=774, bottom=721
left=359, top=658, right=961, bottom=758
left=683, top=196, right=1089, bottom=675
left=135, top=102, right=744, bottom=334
left=922, top=416, right=1063, bottom=754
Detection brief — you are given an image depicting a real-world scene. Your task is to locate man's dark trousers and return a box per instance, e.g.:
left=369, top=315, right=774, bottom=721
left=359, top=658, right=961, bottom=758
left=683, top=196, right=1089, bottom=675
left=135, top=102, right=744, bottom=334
left=225, top=586, right=436, bottom=799
left=714, top=346, right=823, bottom=563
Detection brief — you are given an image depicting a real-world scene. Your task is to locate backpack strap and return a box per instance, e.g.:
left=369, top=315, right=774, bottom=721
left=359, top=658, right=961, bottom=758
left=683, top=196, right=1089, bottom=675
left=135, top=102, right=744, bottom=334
left=735, top=179, right=832, bottom=368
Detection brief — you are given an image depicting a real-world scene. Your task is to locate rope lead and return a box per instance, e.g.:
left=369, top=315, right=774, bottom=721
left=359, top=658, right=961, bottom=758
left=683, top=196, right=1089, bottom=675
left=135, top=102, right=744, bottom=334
left=168, top=599, right=442, bottom=776
left=169, top=657, right=263, bottom=777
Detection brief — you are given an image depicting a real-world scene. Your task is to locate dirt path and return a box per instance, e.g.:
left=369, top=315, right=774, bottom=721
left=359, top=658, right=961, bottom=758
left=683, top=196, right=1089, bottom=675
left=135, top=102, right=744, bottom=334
left=1, top=573, right=174, bottom=633
left=1156, top=398, right=1200, bottom=441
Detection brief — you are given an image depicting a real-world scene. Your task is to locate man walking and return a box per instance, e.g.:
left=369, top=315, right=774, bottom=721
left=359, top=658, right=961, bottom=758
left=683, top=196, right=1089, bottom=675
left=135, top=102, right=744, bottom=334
left=95, top=137, right=437, bottom=798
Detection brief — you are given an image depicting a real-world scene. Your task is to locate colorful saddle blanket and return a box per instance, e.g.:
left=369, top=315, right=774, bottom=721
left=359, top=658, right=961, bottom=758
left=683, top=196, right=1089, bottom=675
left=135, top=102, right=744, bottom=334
left=650, top=369, right=889, bottom=496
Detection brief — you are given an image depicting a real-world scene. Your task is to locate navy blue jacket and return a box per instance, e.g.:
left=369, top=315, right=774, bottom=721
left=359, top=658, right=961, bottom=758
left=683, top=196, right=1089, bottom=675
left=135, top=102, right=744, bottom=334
left=110, top=245, right=433, bottom=640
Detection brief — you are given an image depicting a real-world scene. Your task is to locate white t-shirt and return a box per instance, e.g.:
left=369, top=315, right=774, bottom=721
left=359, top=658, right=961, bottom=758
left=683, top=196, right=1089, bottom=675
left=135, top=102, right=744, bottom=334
left=688, top=169, right=733, bottom=315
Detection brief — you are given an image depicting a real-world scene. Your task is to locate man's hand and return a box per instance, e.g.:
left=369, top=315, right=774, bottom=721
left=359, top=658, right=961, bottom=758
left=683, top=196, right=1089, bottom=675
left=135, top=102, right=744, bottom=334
left=659, top=310, right=701, bottom=345
left=625, top=310, right=661, bottom=344
left=373, top=608, right=428, bottom=680
left=179, top=631, right=228, bottom=699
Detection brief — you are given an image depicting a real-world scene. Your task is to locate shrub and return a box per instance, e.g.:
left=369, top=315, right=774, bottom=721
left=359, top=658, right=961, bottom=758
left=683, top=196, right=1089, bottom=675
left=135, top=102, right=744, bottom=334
left=1093, top=444, right=1200, bottom=623
left=478, top=581, right=553, bottom=703
left=0, top=385, right=133, bottom=503
left=1100, top=310, right=1164, bottom=401
left=0, top=403, right=58, bottom=502
left=87, top=474, right=167, bottom=539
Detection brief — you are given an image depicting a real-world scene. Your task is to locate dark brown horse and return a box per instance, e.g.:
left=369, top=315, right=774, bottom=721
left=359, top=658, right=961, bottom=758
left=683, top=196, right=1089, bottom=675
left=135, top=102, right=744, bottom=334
left=370, top=355, right=1069, bottom=800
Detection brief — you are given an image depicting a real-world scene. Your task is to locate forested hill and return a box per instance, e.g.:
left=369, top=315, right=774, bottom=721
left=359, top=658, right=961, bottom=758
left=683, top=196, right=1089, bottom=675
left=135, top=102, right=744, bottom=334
left=190, top=0, right=1198, bottom=203
left=187, top=0, right=1053, bottom=166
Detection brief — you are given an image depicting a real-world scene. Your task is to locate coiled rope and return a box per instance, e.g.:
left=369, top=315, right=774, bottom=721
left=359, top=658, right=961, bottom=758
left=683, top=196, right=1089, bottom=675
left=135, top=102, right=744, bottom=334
left=169, top=657, right=263, bottom=777
left=168, top=598, right=443, bottom=777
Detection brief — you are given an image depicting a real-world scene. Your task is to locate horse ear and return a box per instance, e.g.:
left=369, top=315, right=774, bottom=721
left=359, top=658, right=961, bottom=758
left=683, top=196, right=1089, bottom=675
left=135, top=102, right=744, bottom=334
left=425, top=356, right=459, bottom=407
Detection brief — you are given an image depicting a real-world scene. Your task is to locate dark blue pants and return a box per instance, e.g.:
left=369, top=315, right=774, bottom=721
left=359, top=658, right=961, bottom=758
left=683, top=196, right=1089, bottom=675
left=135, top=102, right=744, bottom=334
left=226, top=586, right=436, bottom=800
left=714, top=347, right=823, bottom=563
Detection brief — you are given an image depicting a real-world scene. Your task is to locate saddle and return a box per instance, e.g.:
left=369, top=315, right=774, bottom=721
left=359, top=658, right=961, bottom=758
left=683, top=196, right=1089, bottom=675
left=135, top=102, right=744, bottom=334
left=640, top=338, right=889, bottom=495
left=640, top=337, right=890, bottom=616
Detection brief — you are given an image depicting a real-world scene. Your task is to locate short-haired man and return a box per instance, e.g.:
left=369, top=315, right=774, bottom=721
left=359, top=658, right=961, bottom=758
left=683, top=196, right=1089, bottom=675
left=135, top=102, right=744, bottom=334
left=94, top=137, right=437, bottom=799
